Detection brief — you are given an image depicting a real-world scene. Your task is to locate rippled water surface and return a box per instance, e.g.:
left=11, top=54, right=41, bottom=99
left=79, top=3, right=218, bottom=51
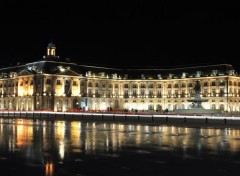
left=1, top=118, right=240, bottom=176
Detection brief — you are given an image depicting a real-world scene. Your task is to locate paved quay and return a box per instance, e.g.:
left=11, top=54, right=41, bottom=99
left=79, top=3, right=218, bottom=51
left=1, top=110, right=240, bottom=127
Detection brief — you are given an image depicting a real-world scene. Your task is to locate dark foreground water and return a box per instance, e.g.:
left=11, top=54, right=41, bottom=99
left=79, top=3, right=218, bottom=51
left=1, top=118, right=240, bottom=176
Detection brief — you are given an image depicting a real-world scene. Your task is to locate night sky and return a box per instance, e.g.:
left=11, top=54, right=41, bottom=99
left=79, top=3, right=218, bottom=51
left=1, top=1, right=240, bottom=70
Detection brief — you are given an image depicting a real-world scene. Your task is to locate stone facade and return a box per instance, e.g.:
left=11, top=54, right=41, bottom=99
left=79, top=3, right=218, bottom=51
left=0, top=42, right=239, bottom=112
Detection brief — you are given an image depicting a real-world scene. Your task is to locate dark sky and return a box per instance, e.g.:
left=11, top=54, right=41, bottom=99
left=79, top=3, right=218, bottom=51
left=1, top=1, right=240, bottom=69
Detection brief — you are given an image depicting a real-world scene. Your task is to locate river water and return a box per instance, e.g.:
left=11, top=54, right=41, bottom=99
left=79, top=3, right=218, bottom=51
left=0, top=117, right=240, bottom=176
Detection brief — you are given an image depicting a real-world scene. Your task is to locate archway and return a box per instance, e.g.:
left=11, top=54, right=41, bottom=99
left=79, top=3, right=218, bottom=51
left=156, top=104, right=162, bottom=112
left=11, top=99, right=16, bottom=110
left=114, top=100, right=119, bottom=110
left=28, top=99, right=32, bottom=111
left=57, top=99, right=63, bottom=112
left=73, top=99, right=79, bottom=110
left=100, top=100, right=107, bottom=111
left=19, top=99, right=26, bottom=111
left=7, top=99, right=10, bottom=110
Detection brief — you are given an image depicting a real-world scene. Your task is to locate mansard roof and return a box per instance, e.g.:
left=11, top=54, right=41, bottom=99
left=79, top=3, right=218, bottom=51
left=0, top=59, right=237, bottom=80
left=0, top=60, right=122, bottom=78
left=124, top=64, right=235, bottom=79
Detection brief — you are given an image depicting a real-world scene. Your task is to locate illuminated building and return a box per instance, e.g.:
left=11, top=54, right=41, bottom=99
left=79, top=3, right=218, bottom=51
left=0, top=42, right=239, bottom=112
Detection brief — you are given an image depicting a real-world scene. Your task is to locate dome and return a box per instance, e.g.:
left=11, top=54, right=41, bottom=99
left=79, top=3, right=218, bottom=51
left=48, top=42, right=56, bottom=48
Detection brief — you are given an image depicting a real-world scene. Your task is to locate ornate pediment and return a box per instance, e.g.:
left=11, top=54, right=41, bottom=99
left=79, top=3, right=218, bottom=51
left=17, top=69, right=34, bottom=76
left=55, top=66, right=80, bottom=76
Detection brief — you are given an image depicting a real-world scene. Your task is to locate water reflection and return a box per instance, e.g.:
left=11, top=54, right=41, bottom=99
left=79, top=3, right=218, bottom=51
left=1, top=118, right=240, bottom=175
left=45, top=159, right=54, bottom=176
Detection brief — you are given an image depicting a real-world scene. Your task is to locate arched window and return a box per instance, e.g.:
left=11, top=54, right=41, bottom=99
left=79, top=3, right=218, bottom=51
left=148, top=84, right=154, bottom=88
left=133, top=84, right=138, bottom=88
left=211, top=81, right=216, bottom=86
left=220, top=81, right=225, bottom=86
left=220, top=104, right=224, bottom=111
left=73, top=99, right=78, bottom=109
left=140, top=84, right=145, bottom=88
left=88, top=82, right=92, bottom=87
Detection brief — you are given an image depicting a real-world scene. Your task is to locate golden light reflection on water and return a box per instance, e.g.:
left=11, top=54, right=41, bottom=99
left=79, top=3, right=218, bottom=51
left=45, top=160, right=54, bottom=176
left=1, top=118, right=240, bottom=164
left=16, top=119, right=33, bottom=147
left=54, top=121, right=65, bottom=160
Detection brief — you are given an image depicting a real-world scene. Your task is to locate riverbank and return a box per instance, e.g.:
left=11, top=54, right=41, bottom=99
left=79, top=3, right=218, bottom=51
left=1, top=110, right=240, bottom=127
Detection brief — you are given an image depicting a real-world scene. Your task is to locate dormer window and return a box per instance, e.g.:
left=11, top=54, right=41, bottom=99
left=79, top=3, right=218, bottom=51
left=112, top=73, right=117, bottom=79
left=212, top=70, right=218, bottom=76
left=58, top=66, right=65, bottom=72
left=157, top=74, right=162, bottom=79
left=141, top=74, right=145, bottom=79
left=1, top=73, right=7, bottom=78
left=168, top=73, right=173, bottom=79
left=87, top=71, right=92, bottom=76
left=182, top=72, right=187, bottom=78
left=196, top=71, right=202, bottom=77
left=100, top=72, right=105, bottom=77
left=229, top=70, right=235, bottom=75
left=10, top=72, right=17, bottom=77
